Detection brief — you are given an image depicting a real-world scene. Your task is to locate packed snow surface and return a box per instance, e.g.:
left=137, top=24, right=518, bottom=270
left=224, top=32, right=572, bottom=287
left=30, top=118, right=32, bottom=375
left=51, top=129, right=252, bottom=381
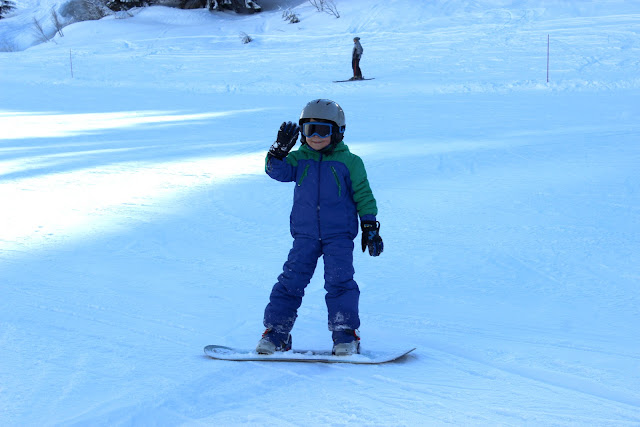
left=1, top=0, right=639, bottom=424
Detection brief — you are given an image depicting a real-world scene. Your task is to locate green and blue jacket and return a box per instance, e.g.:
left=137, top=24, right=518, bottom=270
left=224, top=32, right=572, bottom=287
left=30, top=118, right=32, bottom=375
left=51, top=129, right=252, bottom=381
left=266, top=141, right=377, bottom=240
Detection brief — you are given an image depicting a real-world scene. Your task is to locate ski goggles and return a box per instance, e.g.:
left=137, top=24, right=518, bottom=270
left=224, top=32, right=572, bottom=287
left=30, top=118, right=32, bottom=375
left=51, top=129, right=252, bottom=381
left=302, top=122, right=336, bottom=138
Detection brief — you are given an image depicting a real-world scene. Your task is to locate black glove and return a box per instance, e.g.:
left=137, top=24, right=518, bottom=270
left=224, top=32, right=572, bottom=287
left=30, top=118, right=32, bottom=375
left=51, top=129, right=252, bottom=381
left=268, top=121, right=300, bottom=160
left=361, top=220, right=383, bottom=257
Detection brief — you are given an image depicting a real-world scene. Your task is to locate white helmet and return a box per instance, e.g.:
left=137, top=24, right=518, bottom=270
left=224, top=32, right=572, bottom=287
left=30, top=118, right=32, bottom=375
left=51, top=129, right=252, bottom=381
left=299, top=99, right=346, bottom=145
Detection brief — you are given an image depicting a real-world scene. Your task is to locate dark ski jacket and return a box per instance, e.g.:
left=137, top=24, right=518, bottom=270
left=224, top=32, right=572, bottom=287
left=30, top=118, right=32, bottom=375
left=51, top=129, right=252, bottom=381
left=266, top=141, right=377, bottom=240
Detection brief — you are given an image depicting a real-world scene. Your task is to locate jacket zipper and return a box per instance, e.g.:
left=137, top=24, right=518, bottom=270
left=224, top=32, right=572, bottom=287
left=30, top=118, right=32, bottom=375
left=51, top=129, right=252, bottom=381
left=330, top=166, right=341, bottom=197
left=297, top=164, right=310, bottom=187
left=317, top=153, right=323, bottom=240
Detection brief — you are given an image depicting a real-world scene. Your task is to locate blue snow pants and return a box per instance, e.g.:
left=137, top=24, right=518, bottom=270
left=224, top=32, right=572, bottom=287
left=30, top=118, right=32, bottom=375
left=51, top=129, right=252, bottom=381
left=263, top=237, right=360, bottom=334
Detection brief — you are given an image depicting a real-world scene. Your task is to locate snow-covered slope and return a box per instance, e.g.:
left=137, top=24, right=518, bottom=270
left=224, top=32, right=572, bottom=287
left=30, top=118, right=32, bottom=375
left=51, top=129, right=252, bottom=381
left=1, top=0, right=639, bottom=424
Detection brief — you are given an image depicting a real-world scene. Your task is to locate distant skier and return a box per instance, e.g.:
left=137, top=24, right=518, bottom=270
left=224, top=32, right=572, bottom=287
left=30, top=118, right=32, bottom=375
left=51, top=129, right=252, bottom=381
left=256, top=99, right=384, bottom=356
left=351, top=37, right=364, bottom=80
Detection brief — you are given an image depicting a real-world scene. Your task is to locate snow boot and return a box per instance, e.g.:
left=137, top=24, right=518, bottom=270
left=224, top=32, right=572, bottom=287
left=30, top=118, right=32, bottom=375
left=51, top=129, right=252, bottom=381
left=256, top=328, right=292, bottom=355
left=332, top=329, right=360, bottom=356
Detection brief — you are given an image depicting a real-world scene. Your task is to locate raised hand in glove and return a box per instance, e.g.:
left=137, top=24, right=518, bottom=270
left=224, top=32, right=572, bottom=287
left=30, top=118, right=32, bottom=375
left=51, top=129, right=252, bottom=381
left=268, top=121, right=300, bottom=160
left=361, top=220, right=384, bottom=257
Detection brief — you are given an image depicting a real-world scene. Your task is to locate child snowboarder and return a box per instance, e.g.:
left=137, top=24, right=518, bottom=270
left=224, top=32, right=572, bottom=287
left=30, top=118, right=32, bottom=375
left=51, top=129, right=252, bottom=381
left=256, top=99, right=383, bottom=356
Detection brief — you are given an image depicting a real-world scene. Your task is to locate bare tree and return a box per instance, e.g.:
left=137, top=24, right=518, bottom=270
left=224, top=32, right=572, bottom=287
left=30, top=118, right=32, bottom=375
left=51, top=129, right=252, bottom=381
left=308, top=0, right=322, bottom=10
left=32, top=17, right=53, bottom=43
left=308, top=0, right=339, bottom=18
left=51, top=8, right=65, bottom=37
left=323, top=0, right=339, bottom=18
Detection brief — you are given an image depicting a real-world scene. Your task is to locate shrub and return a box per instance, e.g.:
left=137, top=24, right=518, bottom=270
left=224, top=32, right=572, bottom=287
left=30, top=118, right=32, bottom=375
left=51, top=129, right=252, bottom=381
left=0, top=0, right=16, bottom=19
left=282, top=9, right=299, bottom=24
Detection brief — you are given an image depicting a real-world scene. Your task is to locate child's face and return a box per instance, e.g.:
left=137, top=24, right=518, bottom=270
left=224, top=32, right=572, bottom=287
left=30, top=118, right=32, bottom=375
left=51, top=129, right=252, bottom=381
left=307, top=134, right=331, bottom=151
left=306, top=118, right=332, bottom=151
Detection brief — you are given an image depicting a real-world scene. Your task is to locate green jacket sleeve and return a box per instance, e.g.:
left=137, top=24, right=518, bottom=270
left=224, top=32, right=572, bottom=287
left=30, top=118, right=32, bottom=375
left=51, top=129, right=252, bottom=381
left=348, top=155, right=378, bottom=218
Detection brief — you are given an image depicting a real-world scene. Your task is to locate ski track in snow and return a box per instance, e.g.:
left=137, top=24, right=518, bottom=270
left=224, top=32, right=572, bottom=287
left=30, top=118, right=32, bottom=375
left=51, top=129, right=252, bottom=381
left=1, top=0, right=640, bottom=425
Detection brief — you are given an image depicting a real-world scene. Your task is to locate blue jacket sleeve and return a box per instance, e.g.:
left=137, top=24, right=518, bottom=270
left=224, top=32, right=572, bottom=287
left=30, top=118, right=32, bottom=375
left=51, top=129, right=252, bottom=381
left=265, top=154, right=296, bottom=182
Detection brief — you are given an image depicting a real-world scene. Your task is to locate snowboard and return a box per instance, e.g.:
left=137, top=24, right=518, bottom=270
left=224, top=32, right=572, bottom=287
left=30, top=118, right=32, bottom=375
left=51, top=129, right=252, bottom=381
left=333, top=78, right=375, bottom=83
left=204, top=345, right=415, bottom=364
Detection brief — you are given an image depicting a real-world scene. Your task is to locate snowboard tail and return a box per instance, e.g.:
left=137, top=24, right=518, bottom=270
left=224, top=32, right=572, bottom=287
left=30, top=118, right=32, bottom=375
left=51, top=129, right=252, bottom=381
left=204, top=345, right=415, bottom=364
